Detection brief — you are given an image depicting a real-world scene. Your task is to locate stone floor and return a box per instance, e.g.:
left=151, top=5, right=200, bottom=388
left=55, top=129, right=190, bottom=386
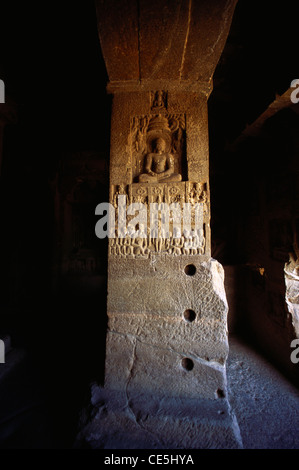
left=0, top=334, right=299, bottom=448
left=227, top=336, right=299, bottom=449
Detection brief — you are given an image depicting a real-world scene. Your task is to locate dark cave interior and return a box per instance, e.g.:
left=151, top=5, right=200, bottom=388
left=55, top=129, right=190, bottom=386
left=0, top=0, right=298, bottom=448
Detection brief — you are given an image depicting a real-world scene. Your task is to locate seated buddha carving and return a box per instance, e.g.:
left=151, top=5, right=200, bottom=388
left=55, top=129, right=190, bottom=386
left=139, top=137, right=182, bottom=183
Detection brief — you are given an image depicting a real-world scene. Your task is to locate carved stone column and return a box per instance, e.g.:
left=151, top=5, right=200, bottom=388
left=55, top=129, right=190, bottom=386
left=77, top=0, right=242, bottom=449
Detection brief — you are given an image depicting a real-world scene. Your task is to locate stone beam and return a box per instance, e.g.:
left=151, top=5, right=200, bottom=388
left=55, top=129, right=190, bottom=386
left=96, top=0, right=238, bottom=93
left=231, top=86, right=299, bottom=148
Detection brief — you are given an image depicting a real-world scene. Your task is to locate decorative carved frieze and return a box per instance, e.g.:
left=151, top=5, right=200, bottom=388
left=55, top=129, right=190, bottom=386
left=111, top=181, right=208, bottom=209
left=109, top=181, right=208, bottom=258
left=108, top=228, right=206, bottom=259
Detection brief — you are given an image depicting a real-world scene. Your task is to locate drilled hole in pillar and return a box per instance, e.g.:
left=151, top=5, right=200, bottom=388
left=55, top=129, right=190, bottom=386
left=184, top=264, right=196, bottom=276
left=183, top=309, right=196, bottom=323
left=216, top=388, right=225, bottom=398
left=181, top=358, right=194, bottom=371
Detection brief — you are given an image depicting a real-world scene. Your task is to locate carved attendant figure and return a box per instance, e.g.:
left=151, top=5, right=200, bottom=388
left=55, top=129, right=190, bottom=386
left=113, top=184, right=127, bottom=208
left=139, top=137, right=182, bottom=183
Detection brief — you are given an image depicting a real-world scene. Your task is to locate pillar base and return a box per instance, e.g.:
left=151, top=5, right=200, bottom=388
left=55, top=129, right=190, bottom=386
left=76, top=384, right=242, bottom=449
left=76, top=258, right=243, bottom=449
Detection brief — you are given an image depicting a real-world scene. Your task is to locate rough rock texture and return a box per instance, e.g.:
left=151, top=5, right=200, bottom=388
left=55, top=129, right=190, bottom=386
left=76, top=258, right=242, bottom=449
left=76, top=384, right=242, bottom=449
left=227, top=336, right=299, bottom=449
left=106, top=258, right=229, bottom=398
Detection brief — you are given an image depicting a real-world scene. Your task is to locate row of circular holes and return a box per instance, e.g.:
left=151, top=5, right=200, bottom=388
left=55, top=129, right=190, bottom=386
left=182, top=264, right=225, bottom=398
left=184, top=265, right=197, bottom=322
left=182, top=264, right=196, bottom=371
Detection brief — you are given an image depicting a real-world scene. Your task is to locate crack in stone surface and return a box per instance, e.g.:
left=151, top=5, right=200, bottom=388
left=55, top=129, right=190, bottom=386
left=108, top=328, right=225, bottom=370
left=206, top=0, right=236, bottom=61
left=179, top=0, right=192, bottom=80
left=124, top=336, right=162, bottom=446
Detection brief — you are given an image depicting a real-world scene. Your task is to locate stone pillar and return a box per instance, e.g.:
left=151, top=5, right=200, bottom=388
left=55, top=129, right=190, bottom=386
left=77, top=0, right=242, bottom=449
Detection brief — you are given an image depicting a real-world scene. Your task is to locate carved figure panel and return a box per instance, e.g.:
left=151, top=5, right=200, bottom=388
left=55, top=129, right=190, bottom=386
left=111, top=183, right=129, bottom=208
left=186, top=181, right=208, bottom=205
left=108, top=226, right=206, bottom=259
left=148, top=184, right=165, bottom=204
left=151, top=90, right=167, bottom=112
left=129, top=184, right=148, bottom=205
left=166, top=183, right=185, bottom=205
left=109, top=181, right=208, bottom=259
left=130, top=112, right=186, bottom=182
left=111, top=181, right=208, bottom=209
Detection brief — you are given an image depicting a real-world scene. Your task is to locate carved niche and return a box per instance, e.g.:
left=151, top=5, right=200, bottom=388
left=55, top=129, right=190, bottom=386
left=130, top=96, right=186, bottom=183
left=150, top=90, right=167, bottom=112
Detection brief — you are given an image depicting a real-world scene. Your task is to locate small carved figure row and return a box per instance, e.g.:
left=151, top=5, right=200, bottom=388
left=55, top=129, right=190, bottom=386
left=108, top=233, right=205, bottom=258
left=113, top=182, right=208, bottom=207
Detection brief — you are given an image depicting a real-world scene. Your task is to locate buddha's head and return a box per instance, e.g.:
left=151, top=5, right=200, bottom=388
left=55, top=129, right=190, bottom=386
left=155, top=137, right=166, bottom=153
